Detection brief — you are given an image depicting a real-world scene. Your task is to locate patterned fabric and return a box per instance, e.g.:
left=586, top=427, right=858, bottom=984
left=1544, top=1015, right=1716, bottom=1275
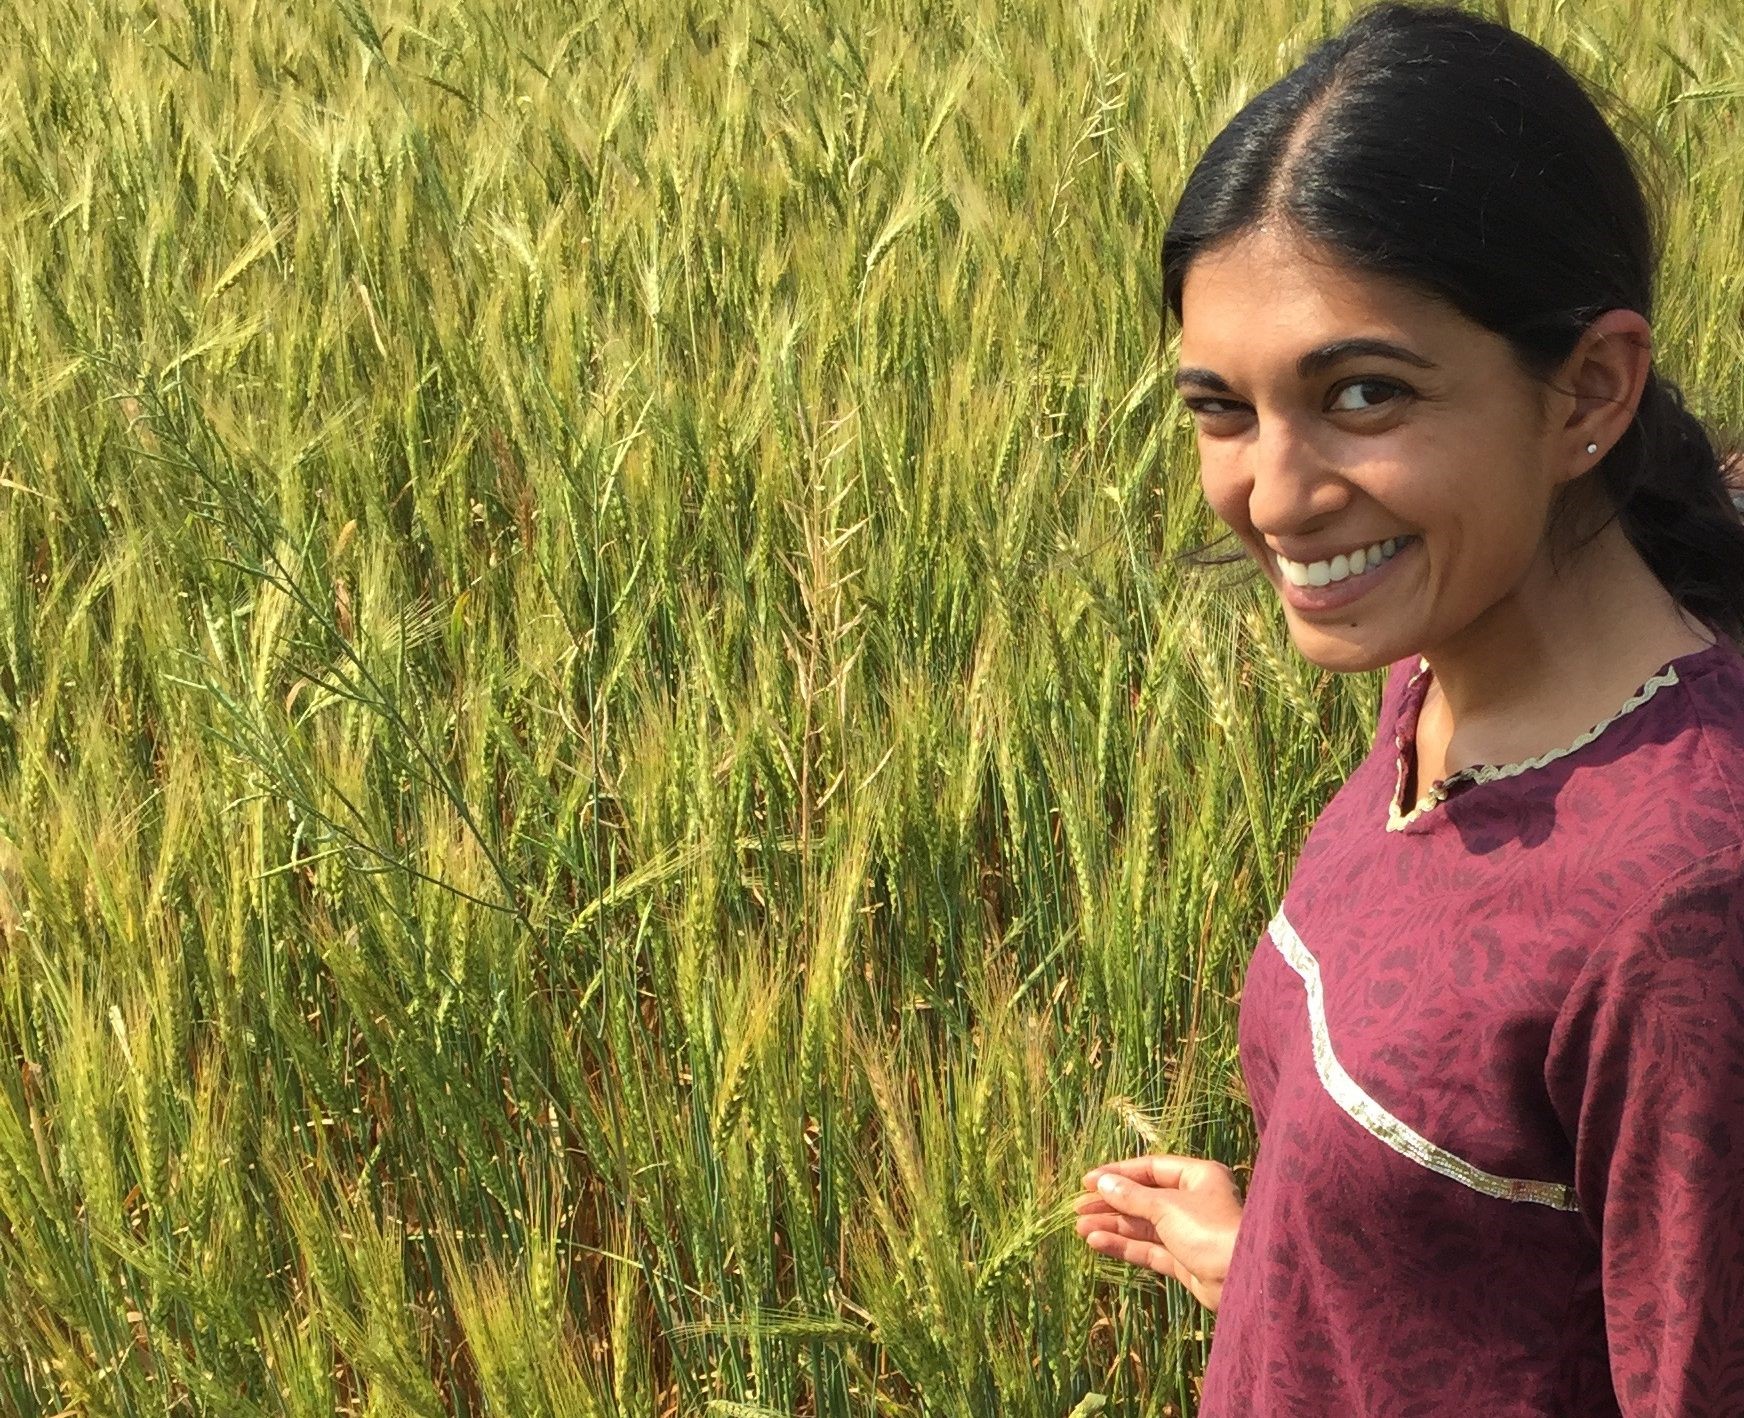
left=1197, top=638, right=1744, bottom=1417
left=1267, top=906, right=1579, bottom=1212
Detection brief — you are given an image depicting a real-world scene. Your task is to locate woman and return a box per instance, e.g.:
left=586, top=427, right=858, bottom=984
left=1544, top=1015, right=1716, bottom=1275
left=1072, top=4, right=1744, bottom=1414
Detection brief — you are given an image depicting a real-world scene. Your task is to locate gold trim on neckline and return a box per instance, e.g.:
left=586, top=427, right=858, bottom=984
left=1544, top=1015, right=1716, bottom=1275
left=1268, top=908, right=1580, bottom=1212
left=1386, top=658, right=1684, bottom=832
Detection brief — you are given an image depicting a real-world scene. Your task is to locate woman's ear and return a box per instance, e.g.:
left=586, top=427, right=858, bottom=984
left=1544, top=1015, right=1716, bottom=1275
left=1551, top=309, right=1653, bottom=481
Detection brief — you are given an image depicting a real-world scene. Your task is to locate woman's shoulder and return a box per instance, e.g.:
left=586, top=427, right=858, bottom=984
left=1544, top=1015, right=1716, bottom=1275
left=1667, top=633, right=1744, bottom=773
left=1660, top=632, right=1744, bottom=821
left=1561, top=636, right=1744, bottom=933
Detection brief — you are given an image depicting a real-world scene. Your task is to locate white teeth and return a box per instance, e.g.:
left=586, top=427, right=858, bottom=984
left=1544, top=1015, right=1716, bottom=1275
left=1275, top=536, right=1411, bottom=588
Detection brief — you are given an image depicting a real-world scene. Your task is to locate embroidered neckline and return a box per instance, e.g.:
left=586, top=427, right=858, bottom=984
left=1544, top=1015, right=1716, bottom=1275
left=1386, top=647, right=1713, bottom=832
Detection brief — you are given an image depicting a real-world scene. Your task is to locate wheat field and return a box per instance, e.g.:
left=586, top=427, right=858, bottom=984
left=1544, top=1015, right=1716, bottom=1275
left=0, top=0, right=1739, bottom=1413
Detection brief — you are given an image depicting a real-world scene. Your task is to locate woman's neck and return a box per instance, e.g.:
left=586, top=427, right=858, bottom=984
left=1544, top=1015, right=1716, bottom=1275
left=1415, top=518, right=1717, bottom=782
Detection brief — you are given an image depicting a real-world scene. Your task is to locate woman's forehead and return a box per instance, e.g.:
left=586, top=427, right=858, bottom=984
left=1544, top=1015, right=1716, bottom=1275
left=1178, top=228, right=1476, bottom=372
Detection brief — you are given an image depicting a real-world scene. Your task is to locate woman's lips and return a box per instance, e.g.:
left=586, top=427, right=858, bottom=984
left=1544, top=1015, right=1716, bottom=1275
left=1274, top=536, right=1419, bottom=613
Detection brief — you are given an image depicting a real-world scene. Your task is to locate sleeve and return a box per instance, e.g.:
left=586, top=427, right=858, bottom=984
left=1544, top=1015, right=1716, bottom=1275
left=1544, top=844, right=1744, bottom=1416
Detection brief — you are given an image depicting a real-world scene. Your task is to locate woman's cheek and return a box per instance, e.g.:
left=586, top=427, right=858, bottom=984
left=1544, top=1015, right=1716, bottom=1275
left=1198, top=457, right=1250, bottom=537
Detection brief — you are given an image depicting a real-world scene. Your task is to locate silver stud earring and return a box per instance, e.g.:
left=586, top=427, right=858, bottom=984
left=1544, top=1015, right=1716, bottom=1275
left=1586, top=442, right=1599, bottom=455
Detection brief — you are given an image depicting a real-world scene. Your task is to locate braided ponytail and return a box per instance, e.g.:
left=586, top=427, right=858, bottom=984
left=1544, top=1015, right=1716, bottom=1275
left=1594, top=374, right=1744, bottom=644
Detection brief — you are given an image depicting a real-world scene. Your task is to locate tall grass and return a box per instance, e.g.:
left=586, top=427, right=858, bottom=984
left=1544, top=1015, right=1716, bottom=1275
left=0, top=0, right=1738, bottom=1412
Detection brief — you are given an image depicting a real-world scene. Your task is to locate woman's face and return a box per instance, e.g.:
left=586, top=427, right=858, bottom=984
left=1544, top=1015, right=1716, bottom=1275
left=1177, top=223, right=1570, bottom=673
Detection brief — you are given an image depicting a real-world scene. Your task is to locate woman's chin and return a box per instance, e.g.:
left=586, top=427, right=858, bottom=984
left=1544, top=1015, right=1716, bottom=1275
left=1282, top=622, right=1409, bottom=675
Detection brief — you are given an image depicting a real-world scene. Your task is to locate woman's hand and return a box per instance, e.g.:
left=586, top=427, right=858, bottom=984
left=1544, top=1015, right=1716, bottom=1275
left=1074, top=1154, right=1245, bottom=1312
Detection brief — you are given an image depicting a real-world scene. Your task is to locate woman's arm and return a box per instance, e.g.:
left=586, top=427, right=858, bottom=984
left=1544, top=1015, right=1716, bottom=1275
left=1544, top=844, right=1744, bottom=1415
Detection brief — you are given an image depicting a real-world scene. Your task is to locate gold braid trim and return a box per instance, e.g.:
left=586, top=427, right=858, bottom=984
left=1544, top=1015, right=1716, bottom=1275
left=1269, top=909, right=1580, bottom=1213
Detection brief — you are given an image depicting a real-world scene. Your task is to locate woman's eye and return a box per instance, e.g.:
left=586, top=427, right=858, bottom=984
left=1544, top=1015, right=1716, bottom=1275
left=1329, top=379, right=1407, bottom=413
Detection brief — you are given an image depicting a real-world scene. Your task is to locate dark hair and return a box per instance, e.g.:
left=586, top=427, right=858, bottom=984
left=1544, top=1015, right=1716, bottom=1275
left=1161, top=0, right=1744, bottom=644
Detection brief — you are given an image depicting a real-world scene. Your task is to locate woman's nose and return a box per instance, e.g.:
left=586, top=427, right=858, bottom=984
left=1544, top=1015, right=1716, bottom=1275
left=1244, top=419, right=1350, bottom=535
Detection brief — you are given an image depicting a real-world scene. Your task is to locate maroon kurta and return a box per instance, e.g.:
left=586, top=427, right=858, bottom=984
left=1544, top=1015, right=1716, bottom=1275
left=1198, top=638, right=1744, bottom=1417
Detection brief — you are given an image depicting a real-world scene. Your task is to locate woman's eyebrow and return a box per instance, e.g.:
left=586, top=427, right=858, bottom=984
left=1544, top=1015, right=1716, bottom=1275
left=1173, top=338, right=1440, bottom=391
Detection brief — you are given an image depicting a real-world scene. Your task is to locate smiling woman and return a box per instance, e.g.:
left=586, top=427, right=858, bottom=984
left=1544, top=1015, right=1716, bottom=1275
left=1170, top=224, right=1725, bottom=684
left=1072, top=4, right=1744, bottom=1415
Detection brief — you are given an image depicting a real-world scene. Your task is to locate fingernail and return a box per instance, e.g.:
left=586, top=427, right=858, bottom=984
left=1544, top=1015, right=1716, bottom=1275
left=1097, top=1175, right=1119, bottom=1194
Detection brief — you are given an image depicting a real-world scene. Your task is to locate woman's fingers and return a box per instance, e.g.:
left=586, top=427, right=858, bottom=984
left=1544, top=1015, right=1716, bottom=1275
left=1074, top=1210, right=1158, bottom=1245
left=1075, top=1191, right=1156, bottom=1224
left=1082, top=1154, right=1219, bottom=1191
left=1083, top=1227, right=1188, bottom=1286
